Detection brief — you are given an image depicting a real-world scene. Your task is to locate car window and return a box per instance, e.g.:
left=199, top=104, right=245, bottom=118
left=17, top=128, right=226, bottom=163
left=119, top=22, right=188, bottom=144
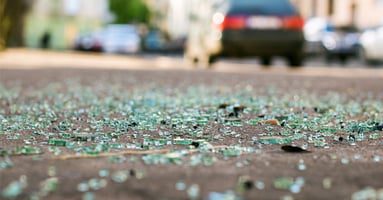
left=107, top=26, right=137, bottom=33
left=228, top=0, right=298, bottom=16
left=334, top=26, right=358, bottom=32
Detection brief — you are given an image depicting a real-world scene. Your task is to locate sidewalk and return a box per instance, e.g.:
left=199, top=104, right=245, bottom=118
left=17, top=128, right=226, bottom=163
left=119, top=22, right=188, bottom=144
left=0, top=48, right=185, bottom=70
left=1, top=48, right=383, bottom=78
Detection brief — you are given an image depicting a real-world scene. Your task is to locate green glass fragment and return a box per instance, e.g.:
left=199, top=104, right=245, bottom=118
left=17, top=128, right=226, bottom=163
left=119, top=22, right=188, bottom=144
left=39, top=177, right=58, bottom=196
left=73, top=133, right=94, bottom=142
left=15, top=146, right=42, bottom=155
left=258, top=137, right=292, bottom=145
left=273, top=177, right=295, bottom=190
left=142, top=153, right=183, bottom=165
left=221, top=147, right=242, bottom=157
left=82, top=192, right=95, bottom=200
left=88, top=178, right=107, bottom=190
left=99, top=169, right=110, bottom=177
left=48, top=139, right=67, bottom=147
left=369, top=133, right=381, bottom=140
left=175, top=181, right=186, bottom=191
left=108, top=155, right=126, bottom=164
left=1, top=176, right=27, bottom=199
left=142, top=138, right=170, bottom=149
left=111, top=170, right=129, bottom=183
left=59, top=133, right=72, bottom=139
left=248, top=118, right=261, bottom=126
left=173, top=138, right=193, bottom=145
left=77, top=182, right=89, bottom=192
left=187, top=184, right=200, bottom=200
left=0, top=157, right=13, bottom=170
left=190, top=154, right=216, bottom=166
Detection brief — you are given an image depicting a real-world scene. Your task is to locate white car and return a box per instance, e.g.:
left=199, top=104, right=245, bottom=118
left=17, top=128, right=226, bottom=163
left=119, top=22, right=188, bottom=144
left=359, top=26, right=383, bottom=64
left=103, top=25, right=141, bottom=54
left=303, top=17, right=333, bottom=55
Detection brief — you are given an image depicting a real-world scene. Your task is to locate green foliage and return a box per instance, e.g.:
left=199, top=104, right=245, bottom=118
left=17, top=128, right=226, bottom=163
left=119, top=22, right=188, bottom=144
left=109, top=0, right=150, bottom=24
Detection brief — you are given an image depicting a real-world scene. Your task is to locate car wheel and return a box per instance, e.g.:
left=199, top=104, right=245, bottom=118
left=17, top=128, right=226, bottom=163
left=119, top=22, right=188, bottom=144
left=207, top=55, right=218, bottom=68
left=287, top=53, right=303, bottom=67
left=339, top=55, right=348, bottom=65
left=261, top=57, right=272, bottom=66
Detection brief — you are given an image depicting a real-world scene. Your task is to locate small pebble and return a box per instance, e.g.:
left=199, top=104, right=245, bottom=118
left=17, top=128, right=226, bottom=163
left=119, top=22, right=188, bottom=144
left=322, top=178, right=332, bottom=189
left=111, top=171, right=129, bottom=183
left=281, top=195, right=294, bottom=200
left=297, top=159, right=306, bottom=171
left=341, top=158, right=350, bottom=165
left=88, top=178, right=107, bottom=190
left=187, top=184, right=200, bottom=200
left=175, top=181, right=186, bottom=191
left=48, top=166, right=56, bottom=177
left=82, top=192, right=95, bottom=200
left=373, top=155, right=381, bottom=162
left=77, top=182, right=89, bottom=192
left=99, top=169, right=110, bottom=178
left=290, top=184, right=301, bottom=194
left=255, top=181, right=265, bottom=190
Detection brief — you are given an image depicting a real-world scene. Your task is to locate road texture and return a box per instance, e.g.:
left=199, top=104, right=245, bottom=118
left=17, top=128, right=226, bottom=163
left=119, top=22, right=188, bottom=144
left=0, top=49, right=383, bottom=200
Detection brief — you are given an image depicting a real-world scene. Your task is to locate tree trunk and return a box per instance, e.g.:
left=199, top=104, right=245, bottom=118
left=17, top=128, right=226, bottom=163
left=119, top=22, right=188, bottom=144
left=0, top=0, right=7, bottom=50
left=0, top=0, right=31, bottom=50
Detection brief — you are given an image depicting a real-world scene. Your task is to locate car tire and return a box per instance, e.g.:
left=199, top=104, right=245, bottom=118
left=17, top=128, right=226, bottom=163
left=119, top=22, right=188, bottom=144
left=287, top=53, right=304, bottom=67
left=208, top=55, right=218, bottom=67
left=339, top=55, right=348, bottom=65
left=261, top=57, right=272, bottom=66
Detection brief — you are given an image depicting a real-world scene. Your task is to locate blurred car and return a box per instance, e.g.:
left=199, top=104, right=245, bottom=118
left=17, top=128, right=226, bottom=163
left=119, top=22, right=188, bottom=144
left=185, top=0, right=305, bottom=67
left=359, top=26, right=383, bottom=65
left=164, top=37, right=186, bottom=53
left=143, top=30, right=186, bottom=53
left=304, top=17, right=334, bottom=55
left=74, top=31, right=104, bottom=52
left=321, top=26, right=360, bottom=63
left=103, top=25, right=141, bottom=54
left=143, top=30, right=166, bottom=52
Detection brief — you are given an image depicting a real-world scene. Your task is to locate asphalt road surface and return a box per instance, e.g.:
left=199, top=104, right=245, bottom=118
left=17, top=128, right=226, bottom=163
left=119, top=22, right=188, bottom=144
left=0, top=50, right=383, bottom=200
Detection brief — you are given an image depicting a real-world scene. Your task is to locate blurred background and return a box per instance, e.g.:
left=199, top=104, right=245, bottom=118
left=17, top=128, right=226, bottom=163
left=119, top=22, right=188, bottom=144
left=2, top=0, right=383, bottom=67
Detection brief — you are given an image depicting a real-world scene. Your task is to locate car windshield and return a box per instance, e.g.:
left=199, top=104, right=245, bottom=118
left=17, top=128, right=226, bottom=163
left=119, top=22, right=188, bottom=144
left=107, top=26, right=137, bottom=35
left=228, top=0, right=298, bottom=16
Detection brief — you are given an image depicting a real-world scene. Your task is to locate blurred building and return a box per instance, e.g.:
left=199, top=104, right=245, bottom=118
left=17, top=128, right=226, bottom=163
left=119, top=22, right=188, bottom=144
left=145, top=0, right=226, bottom=39
left=145, top=0, right=192, bottom=39
left=292, top=0, right=383, bottom=28
left=25, top=0, right=111, bottom=49
left=146, top=0, right=383, bottom=40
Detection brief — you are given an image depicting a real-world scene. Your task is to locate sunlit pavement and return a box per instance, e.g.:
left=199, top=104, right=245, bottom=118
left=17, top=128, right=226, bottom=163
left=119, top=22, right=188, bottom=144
left=1, top=48, right=383, bottom=78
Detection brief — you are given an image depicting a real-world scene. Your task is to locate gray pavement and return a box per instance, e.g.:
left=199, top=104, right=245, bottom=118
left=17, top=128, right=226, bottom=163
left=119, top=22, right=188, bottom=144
left=1, top=52, right=383, bottom=200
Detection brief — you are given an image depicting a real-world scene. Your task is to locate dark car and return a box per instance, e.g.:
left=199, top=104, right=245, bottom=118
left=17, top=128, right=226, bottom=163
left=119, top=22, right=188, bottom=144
left=185, top=0, right=305, bottom=67
left=321, top=26, right=360, bottom=64
left=143, top=30, right=166, bottom=52
left=74, top=31, right=104, bottom=52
